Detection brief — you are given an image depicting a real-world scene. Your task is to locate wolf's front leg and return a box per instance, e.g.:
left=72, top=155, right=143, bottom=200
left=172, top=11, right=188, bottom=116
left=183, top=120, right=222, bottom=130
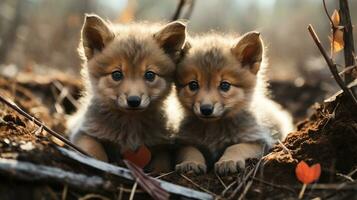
left=215, top=143, right=263, bottom=175
left=71, top=132, right=108, bottom=162
left=175, top=146, right=207, bottom=174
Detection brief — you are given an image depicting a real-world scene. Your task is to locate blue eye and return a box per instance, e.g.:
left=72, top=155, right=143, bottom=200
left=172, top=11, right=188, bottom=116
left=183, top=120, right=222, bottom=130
left=144, top=71, right=156, bottom=82
left=111, top=71, right=123, bottom=81
left=188, top=81, right=199, bottom=91
left=219, top=81, right=231, bottom=92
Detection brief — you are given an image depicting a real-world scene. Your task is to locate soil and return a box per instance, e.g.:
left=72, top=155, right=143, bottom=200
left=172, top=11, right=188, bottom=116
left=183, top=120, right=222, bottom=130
left=263, top=94, right=357, bottom=183
left=0, top=72, right=356, bottom=199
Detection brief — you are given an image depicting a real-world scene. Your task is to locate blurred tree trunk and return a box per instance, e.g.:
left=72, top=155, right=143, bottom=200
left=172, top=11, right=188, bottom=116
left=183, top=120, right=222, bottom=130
left=0, top=0, right=24, bottom=63
left=339, top=0, right=356, bottom=83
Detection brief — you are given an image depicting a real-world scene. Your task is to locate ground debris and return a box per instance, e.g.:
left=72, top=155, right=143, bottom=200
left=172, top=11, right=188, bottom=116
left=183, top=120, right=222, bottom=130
left=0, top=72, right=356, bottom=199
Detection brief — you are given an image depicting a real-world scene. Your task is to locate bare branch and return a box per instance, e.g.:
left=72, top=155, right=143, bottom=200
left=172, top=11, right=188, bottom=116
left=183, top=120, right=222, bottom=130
left=322, top=0, right=334, bottom=27
left=0, top=158, right=112, bottom=191
left=339, top=0, right=357, bottom=83
left=172, top=0, right=186, bottom=21
left=307, top=25, right=357, bottom=104
left=183, top=0, right=195, bottom=19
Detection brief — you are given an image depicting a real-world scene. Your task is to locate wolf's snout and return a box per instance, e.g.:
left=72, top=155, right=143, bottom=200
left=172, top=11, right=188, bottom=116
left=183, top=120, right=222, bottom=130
left=127, top=96, right=141, bottom=108
left=200, top=104, right=214, bottom=116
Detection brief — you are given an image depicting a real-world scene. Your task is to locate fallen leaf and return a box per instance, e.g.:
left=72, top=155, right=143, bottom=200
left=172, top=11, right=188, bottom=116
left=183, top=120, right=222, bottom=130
left=295, top=161, right=321, bottom=184
left=329, top=29, right=344, bottom=52
left=331, top=9, right=340, bottom=27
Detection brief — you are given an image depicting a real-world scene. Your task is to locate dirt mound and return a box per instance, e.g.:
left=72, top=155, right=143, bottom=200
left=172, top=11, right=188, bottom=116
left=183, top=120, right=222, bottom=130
left=263, top=94, right=357, bottom=185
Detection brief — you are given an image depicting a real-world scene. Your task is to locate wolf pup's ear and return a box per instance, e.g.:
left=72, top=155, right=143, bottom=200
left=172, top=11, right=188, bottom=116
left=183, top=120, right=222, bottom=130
left=154, top=21, right=187, bottom=62
left=231, top=31, right=263, bottom=75
left=80, top=14, right=114, bottom=59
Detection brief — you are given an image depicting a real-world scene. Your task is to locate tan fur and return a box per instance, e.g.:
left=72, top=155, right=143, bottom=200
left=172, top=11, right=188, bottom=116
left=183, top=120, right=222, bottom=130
left=174, top=32, right=294, bottom=175
left=67, top=14, right=187, bottom=170
left=175, top=146, right=206, bottom=174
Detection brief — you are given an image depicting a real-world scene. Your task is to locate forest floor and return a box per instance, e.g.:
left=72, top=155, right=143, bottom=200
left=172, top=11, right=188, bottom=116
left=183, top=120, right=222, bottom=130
left=0, top=71, right=356, bottom=200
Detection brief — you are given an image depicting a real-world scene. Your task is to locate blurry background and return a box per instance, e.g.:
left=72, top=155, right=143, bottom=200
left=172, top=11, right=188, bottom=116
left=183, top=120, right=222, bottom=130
left=0, top=0, right=356, bottom=119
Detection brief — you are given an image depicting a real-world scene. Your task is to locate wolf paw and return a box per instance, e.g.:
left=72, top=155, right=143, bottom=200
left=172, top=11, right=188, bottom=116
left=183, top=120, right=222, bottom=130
left=214, top=159, right=245, bottom=175
left=175, top=161, right=207, bottom=174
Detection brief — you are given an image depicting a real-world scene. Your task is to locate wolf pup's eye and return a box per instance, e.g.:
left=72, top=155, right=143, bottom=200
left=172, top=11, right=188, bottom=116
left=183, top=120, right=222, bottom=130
left=111, top=71, right=123, bottom=81
left=144, top=71, right=156, bottom=82
left=219, top=81, right=231, bottom=92
left=188, top=81, right=199, bottom=91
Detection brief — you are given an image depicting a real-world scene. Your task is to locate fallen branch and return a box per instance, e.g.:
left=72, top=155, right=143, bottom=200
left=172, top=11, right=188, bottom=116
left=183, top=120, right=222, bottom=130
left=0, top=158, right=112, bottom=192
left=307, top=25, right=357, bottom=104
left=57, top=147, right=214, bottom=200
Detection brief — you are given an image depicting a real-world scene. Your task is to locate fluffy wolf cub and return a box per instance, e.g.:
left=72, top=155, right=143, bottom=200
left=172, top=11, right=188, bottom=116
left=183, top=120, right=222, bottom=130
left=68, top=14, right=187, bottom=169
left=174, top=32, right=293, bottom=175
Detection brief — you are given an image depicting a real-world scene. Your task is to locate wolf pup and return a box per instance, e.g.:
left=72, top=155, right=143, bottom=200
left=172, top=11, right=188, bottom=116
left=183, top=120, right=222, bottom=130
left=174, top=32, right=293, bottom=175
left=68, top=14, right=186, bottom=169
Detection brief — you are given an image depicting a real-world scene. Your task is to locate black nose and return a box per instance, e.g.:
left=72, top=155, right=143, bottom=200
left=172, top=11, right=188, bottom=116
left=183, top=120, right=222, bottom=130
left=127, top=96, right=141, bottom=108
left=200, top=104, right=214, bottom=116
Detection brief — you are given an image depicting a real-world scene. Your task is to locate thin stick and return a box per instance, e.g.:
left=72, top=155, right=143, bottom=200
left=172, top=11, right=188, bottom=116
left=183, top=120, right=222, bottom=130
left=307, top=25, right=357, bottom=104
left=238, top=180, right=253, bottom=200
left=228, top=167, right=254, bottom=199
left=228, top=157, right=263, bottom=199
left=323, top=0, right=336, bottom=58
left=339, top=0, right=357, bottom=83
left=298, top=183, right=307, bottom=199
left=347, top=167, right=357, bottom=177
left=0, top=94, right=89, bottom=156
left=336, top=173, right=354, bottom=182
left=183, top=0, right=195, bottom=19
left=155, top=171, right=175, bottom=179
left=117, top=185, right=124, bottom=200
left=221, top=181, right=236, bottom=197
left=179, top=174, right=217, bottom=196
left=338, top=65, right=357, bottom=76
left=278, top=139, right=292, bottom=156
left=322, top=0, right=334, bottom=27
left=62, top=184, right=68, bottom=200
left=215, top=172, right=227, bottom=189
left=79, top=194, right=110, bottom=200
left=171, top=0, right=186, bottom=21
left=52, top=80, right=79, bottom=109
left=251, top=177, right=296, bottom=193
left=128, top=181, right=138, bottom=200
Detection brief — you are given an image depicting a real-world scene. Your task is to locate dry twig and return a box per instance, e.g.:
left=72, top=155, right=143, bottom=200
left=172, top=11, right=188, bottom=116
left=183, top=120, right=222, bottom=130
left=179, top=174, right=217, bottom=197
left=171, top=0, right=195, bottom=21
left=0, top=94, right=88, bottom=155
left=128, top=181, right=138, bottom=200
left=172, top=0, right=186, bottom=21
left=251, top=177, right=296, bottom=193
left=215, top=172, right=227, bottom=189
left=307, top=25, right=357, bottom=104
